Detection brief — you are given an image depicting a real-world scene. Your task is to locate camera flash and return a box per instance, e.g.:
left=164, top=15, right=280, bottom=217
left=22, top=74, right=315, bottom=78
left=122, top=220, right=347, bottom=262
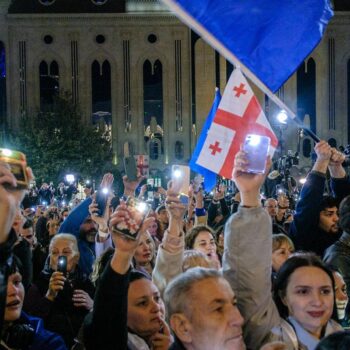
left=2, top=149, right=13, bottom=156
left=102, top=187, right=109, bottom=194
left=136, top=202, right=147, bottom=213
left=247, top=134, right=261, bottom=146
left=173, top=169, right=182, bottom=178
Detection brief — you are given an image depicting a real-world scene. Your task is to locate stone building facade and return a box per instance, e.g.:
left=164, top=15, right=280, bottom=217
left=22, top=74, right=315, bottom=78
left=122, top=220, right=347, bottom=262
left=0, top=0, right=350, bottom=175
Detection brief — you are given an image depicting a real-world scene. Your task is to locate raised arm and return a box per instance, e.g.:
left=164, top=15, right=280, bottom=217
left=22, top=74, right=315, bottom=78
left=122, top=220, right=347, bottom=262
left=222, top=150, right=280, bottom=349
left=152, top=182, right=187, bottom=296
left=289, top=141, right=332, bottom=250
left=84, top=203, right=154, bottom=350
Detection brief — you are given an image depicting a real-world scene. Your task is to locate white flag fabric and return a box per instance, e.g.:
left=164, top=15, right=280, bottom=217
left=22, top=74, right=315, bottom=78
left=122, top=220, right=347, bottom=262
left=195, top=69, right=278, bottom=179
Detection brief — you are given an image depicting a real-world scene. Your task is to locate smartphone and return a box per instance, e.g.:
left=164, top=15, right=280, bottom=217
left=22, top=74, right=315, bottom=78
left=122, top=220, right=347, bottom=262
left=0, top=148, right=29, bottom=189
left=95, top=188, right=109, bottom=216
left=124, top=156, right=138, bottom=181
left=57, top=255, right=67, bottom=274
left=171, top=165, right=190, bottom=196
left=242, top=134, right=270, bottom=174
left=147, top=178, right=155, bottom=192
left=113, top=197, right=151, bottom=240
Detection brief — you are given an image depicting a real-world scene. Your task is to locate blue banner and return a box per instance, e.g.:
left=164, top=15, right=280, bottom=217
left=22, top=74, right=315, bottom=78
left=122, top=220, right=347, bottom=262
left=189, top=88, right=221, bottom=191
left=162, top=0, right=333, bottom=93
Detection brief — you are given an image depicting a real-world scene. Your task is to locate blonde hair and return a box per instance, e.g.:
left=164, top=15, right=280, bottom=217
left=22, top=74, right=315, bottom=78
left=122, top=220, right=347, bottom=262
left=272, top=233, right=295, bottom=253
left=182, top=250, right=211, bottom=272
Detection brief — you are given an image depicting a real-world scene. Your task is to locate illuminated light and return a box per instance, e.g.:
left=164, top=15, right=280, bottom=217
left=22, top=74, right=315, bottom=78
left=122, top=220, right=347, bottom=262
left=2, top=149, right=12, bottom=156
left=69, top=202, right=74, bottom=207
left=299, top=178, right=307, bottom=184
left=277, top=189, right=284, bottom=194
left=246, top=134, right=261, bottom=146
left=65, top=174, right=75, bottom=183
left=102, top=187, right=109, bottom=194
left=173, top=169, right=182, bottom=178
left=86, top=180, right=91, bottom=184
left=136, top=202, right=148, bottom=213
left=276, top=110, right=288, bottom=124
left=62, top=201, right=66, bottom=206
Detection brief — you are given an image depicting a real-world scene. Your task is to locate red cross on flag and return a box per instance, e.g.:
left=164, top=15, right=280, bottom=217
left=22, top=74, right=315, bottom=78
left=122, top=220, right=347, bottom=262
left=195, top=69, right=278, bottom=179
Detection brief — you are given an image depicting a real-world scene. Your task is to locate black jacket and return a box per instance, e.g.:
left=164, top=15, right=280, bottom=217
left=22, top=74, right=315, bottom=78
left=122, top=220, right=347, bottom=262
left=324, top=231, right=350, bottom=296
left=289, top=172, right=350, bottom=257
left=23, top=266, right=94, bottom=348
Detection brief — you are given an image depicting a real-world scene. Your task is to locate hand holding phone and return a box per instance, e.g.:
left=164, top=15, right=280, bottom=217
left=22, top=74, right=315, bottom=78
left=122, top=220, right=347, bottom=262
left=0, top=148, right=29, bottom=189
left=95, top=188, right=109, bottom=216
left=171, top=165, right=190, bottom=195
left=242, top=134, right=270, bottom=174
left=112, top=197, right=150, bottom=240
left=57, top=255, right=67, bottom=274
left=124, top=156, right=138, bottom=181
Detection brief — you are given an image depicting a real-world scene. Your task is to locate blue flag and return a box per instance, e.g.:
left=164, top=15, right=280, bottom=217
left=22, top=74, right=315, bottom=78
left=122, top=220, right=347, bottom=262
left=162, top=0, right=333, bottom=93
left=189, top=88, right=221, bottom=191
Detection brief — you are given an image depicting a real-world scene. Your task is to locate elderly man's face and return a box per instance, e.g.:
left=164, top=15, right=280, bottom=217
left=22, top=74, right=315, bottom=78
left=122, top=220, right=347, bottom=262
left=172, top=277, right=245, bottom=350
left=265, top=199, right=278, bottom=218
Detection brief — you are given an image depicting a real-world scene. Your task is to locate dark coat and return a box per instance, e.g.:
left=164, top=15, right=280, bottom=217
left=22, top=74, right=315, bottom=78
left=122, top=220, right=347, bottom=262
left=1, top=311, right=67, bottom=350
left=83, top=265, right=129, bottom=350
left=23, top=266, right=95, bottom=348
left=288, top=172, right=350, bottom=257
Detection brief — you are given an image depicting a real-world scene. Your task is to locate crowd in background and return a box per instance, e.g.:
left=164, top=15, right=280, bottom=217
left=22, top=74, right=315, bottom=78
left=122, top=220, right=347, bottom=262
left=2, top=140, right=350, bottom=349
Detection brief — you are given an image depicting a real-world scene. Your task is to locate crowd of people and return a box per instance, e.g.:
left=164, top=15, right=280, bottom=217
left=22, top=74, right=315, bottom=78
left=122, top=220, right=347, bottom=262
left=2, top=139, right=350, bottom=349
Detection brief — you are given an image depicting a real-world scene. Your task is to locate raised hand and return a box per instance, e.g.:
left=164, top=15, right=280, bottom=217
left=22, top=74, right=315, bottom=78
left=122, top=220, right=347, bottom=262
left=123, top=174, right=145, bottom=197
left=0, top=163, right=33, bottom=244
left=233, top=149, right=271, bottom=207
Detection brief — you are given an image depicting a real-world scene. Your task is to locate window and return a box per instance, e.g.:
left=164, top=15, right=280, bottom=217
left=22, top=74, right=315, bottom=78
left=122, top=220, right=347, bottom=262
left=175, top=141, right=184, bottom=160
left=150, top=139, right=161, bottom=160
left=143, top=59, right=163, bottom=129
left=91, top=60, right=112, bottom=133
left=39, top=60, right=59, bottom=110
left=43, top=35, right=53, bottom=44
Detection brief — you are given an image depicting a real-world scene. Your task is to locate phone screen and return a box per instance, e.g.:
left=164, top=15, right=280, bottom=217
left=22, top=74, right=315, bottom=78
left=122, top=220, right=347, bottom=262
left=171, top=165, right=190, bottom=195
left=95, top=189, right=109, bottom=216
left=57, top=255, right=67, bottom=274
left=113, top=197, right=150, bottom=240
left=124, top=156, right=138, bottom=181
left=242, top=134, right=270, bottom=174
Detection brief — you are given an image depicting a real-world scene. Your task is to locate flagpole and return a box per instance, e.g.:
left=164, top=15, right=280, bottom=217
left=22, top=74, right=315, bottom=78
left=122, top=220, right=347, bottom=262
left=208, top=43, right=321, bottom=142
left=161, top=0, right=320, bottom=143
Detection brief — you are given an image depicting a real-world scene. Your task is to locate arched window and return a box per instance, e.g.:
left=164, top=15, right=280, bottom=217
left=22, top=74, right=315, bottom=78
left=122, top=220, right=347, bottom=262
left=143, top=59, right=163, bottom=129
left=297, top=58, right=316, bottom=133
left=39, top=60, right=59, bottom=110
left=149, top=139, right=161, bottom=160
left=0, top=41, right=6, bottom=123
left=302, top=138, right=312, bottom=158
left=91, top=60, right=112, bottom=127
left=175, top=141, right=184, bottom=160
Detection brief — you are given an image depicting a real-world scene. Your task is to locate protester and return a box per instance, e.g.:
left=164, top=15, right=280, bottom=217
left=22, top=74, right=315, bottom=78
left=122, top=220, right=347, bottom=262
left=83, top=203, right=172, bottom=350
left=23, top=233, right=95, bottom=348
left=223, top=148, right=343, bottom=350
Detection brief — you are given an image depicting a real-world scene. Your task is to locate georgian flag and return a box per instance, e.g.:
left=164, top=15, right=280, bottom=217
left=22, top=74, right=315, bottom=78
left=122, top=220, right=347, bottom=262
left=195, top=69, right=278, bottom=179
